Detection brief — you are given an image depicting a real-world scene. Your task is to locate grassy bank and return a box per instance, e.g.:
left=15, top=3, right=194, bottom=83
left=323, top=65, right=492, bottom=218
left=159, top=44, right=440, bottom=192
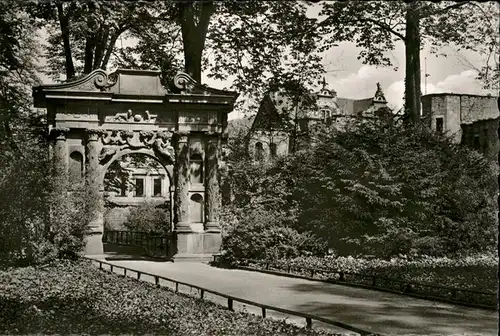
left=0, top=260, right=342, bottom=335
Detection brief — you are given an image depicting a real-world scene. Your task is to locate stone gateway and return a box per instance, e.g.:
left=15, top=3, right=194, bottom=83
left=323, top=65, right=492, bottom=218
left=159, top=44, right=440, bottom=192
left=33, top=69, right=239, bottom=260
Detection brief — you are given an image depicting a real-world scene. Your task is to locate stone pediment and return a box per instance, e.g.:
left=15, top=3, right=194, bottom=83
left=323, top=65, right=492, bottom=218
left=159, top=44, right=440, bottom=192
left=34, top=69, right=167, bottom=96
left=33, top=69, right=238, bottom=108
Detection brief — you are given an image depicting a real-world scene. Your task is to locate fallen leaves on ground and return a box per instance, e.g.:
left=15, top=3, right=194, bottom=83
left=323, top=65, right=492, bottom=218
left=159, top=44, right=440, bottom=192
left=0, top=259, right=346, bottom=335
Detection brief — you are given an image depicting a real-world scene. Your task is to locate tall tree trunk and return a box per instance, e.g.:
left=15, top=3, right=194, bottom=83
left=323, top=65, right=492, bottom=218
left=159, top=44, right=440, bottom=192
left=404, top=1, right=422, bottom=125
left=183, top=40, right=204, bottom=82
left=56, top=3, right=75, bottom=80
left=83, top=36, right=95, bottom=74
left=178, top=2, right=215, bottom=83
left=93, top=26, right=109, bottom=70
left=100, top=31, right=122, bottom=70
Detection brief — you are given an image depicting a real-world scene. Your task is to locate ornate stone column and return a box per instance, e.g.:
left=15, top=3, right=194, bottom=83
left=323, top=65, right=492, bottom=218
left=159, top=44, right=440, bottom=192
left=205, top=134, right=221, bottom=232
left=174, top=133, right=191, bottom=232
left=51, top=127, right=69, bottom=181
left=85, top=129, right=103, bottom=232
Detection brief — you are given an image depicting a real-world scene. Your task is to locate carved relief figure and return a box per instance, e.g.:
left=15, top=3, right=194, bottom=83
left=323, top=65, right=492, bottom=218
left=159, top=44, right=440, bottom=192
left=112, top=109, right=159, bottom=123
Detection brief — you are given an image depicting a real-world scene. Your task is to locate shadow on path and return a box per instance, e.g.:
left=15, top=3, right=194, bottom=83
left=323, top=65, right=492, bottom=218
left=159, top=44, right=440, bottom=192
left=287, top=282, right=498, bottom=335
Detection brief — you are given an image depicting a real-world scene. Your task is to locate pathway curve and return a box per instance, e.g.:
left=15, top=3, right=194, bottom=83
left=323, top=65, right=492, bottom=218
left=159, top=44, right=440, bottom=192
left=87, top=255, right=497, bottom=335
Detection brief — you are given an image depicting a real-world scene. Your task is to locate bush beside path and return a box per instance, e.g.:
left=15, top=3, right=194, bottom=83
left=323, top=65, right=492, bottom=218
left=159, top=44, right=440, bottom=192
left=238, top=254, right=498, bottom=307
left=0, top=260, right=343, bottom=336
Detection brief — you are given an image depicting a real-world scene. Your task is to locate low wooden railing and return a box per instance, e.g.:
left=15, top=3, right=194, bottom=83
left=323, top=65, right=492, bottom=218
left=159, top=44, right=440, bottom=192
left=102, top=230, right=172, bottom=258
left=84, top=257, right=380, bottom=336
left=223, top=258, right=497, bottom=310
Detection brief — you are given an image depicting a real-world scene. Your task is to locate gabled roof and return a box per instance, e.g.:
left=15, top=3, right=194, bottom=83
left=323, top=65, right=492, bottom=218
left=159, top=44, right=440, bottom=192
left=353, top=98, right=375, bottom=114
left=251, top=94, right=287, bottom=131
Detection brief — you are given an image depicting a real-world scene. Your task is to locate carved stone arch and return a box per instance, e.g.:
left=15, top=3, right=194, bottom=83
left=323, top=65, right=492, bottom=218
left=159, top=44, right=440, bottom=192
left=99, top=148, right=173, bottom=189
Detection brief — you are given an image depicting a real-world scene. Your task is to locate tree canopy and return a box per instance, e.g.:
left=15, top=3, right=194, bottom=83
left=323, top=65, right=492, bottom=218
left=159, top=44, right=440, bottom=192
left=32, top=0, right=325, bottom=103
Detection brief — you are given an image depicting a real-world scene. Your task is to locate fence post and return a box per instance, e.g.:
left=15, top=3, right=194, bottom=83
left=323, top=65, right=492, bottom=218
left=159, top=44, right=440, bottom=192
left=310, top=270, right=315, bottom=278
left=99, top=262, right=102, bottom=270
left=155, top=276, right=159, bottom=286
left=287, top=265, right=291, bottom=273
left=124, top=269, right=127, bottom=277
left=200, top=289, right=204, bottom=299
left=306, top=317, right=312, bottom=329
left=339, top=272, right=345, bottom=282
left=175, top=283, right=179, bottom=293
left=266, top=262, right=269, bottom=270
left=110, top=265, right=113, bottom=272
left=261, top=307, right=266, bottom=318
left=137, top=272, right=141, bottom=280
left=228, top=298, right=233, bottom=311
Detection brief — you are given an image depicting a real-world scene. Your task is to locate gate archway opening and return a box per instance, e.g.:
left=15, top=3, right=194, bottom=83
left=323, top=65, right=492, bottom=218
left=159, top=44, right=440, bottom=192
left=103, top=152, right=173, bottom=234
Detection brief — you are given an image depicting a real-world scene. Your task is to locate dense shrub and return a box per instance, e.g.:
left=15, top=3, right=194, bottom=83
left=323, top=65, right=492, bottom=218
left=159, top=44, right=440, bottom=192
left=223, top=117, right=496, bottom=260
left=0, top=139, right=91, bottom=267
left=253, top=253, right=498, bottom=295
left=286, top=121, right=498, bottom=257
left=221, top=206, right=327, bottom=264
left=122, top=200, right=171, bottom=233
left=0, top=260, right=338, bottom=335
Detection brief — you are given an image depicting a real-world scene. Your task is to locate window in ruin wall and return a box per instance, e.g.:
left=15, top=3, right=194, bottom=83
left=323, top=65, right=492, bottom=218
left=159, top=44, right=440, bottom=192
left=436, top=117, right=444, bottom=134
left=270, top=143, right=277, bottom=159
left=134, top=178, right=144, bottom=197
left=153, top=178, right=162, bottom=197
left=255, top=142, right=264, bottom=161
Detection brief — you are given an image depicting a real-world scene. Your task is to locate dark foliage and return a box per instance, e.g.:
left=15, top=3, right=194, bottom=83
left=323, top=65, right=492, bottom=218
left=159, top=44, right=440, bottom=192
left=222, top=117, right=497, bottom=260
left=0, top=260, right=339, bottom=335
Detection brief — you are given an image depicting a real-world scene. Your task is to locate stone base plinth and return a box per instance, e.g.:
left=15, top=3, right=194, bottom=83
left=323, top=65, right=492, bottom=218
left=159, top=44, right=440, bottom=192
left=84, top=232, right=104, bottom=256
left=172, top=232, right=221, bottom=261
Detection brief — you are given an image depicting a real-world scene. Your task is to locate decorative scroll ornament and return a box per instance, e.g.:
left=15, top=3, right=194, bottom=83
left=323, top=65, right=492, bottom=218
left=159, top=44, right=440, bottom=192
left=94, top=70, right=118, bottom=91
left=112, top=109, right=158, bottom=123
left=172, top=72, right=196, bottom=93
left=101, top=130, right=131, bottom=145
left=99, top=147, right=117, bottom=164
left=170, top=72, right=232, bottom=96
left=98, top=130, right=175, bottom=164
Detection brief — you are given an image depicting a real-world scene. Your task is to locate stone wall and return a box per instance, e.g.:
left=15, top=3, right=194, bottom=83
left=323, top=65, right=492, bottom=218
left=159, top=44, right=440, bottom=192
left=421, top=93, right=499, bottom=144
left=460, top=95, right=498, bottom=124
left=461, top=118, right=499, bottom=161
left=248, top=130, right=289, bottom=161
